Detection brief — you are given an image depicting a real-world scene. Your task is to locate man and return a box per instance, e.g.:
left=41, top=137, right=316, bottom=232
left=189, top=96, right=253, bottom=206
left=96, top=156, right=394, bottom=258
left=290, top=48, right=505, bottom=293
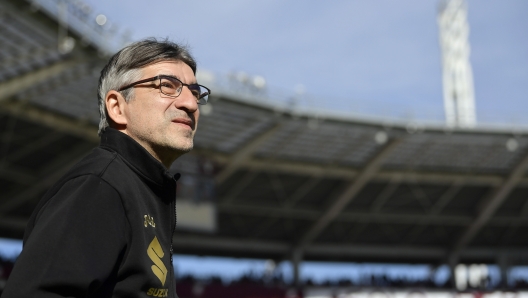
left=3, top=38, right=210, bottom=298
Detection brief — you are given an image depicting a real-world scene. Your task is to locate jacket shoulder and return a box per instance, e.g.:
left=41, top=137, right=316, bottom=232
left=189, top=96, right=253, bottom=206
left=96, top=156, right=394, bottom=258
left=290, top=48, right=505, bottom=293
left=23, top=147, right=124, bottom=242
left=68, top=147, right=120, bottom=178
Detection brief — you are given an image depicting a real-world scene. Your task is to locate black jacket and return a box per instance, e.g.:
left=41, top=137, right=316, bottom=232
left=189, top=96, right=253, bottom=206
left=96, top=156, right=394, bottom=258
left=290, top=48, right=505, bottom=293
left=3, top=128, right=179, bottom=298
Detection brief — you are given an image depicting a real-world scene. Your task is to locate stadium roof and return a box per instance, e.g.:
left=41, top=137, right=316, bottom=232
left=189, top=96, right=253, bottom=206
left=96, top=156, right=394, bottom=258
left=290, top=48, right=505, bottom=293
left=2, top=0, right=528, bottom=269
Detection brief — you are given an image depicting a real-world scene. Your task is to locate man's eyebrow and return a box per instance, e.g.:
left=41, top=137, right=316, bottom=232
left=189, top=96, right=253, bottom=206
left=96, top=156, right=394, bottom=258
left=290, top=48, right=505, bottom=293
left=159, top=74, right=198, bottom=84
left=159, top=73, right=177, bottom=78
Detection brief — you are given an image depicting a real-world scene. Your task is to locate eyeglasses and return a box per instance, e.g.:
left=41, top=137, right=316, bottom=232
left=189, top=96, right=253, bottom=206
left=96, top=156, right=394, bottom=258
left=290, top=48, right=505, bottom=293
left=118, top=75, right=211, bottom=105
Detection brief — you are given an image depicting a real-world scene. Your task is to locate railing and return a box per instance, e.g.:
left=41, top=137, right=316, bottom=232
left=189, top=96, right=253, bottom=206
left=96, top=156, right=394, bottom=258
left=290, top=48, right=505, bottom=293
left=197, top=70, right=528, bottom=131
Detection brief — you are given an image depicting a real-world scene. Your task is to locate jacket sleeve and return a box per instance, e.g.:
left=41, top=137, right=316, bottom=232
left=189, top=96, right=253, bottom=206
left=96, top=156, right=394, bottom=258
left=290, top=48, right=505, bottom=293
left=2, top=174, right=129, bottom=298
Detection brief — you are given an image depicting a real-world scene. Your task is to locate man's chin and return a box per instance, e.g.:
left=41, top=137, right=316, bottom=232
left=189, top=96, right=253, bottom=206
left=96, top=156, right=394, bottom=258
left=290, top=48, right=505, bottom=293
left=153, top=140, right=194, bottom=161
left=172, top=141, right=194, bottom=154
left=177, top=145, right=193, bottom=154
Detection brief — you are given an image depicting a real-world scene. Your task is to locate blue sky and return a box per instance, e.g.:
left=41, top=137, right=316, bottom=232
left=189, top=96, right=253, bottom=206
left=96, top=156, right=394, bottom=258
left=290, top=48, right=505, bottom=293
left=80, top=0, right=528, bottom=125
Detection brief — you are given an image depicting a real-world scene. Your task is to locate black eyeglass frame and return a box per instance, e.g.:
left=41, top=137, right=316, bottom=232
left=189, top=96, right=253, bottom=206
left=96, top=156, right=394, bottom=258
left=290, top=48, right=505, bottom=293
left=118, top=75, right=211, bottom=105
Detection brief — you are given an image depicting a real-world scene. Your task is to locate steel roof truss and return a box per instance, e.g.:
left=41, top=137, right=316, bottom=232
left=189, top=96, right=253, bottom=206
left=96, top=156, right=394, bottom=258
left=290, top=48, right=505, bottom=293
left=294, top=138, right=404, bottom=252
left=449, top=149, right=528, bottom=262
left=5, top=131, right=62, bottom=164
left=409, top=184, right=434, bottom=212
left=232, top=156, right=505, bottom=185
left=1, top=46, right=60, bottom=71
left=283, top=176, right=323, bottom=209
left=0, top=165, right=35, bottom=185
left=0, top=142, right=90, bottom=215
left=370, top=176, right=401, bottom=213
left=220, top=170, right=258, bottom=204
left=377, top=222, right=402, bottom=243
left=267, top=172, right=288, bottom=204
left=0, top=58, right=79, bottom=101
left=248, top=176, right=324, bottom=238
left=429, top=180, right=465, bottom=214
left=403, top=224, right=428, bottom=244
left=347, top=222, right=369, bottom=242
left=215, top=122, right=282, bottom=184
left=0, top=100, right=99, bottom=142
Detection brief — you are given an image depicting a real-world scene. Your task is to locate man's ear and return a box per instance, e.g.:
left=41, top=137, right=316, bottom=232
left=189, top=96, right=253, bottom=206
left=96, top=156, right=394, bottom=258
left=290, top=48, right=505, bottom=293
left=105, top=90, right=128, bottom=128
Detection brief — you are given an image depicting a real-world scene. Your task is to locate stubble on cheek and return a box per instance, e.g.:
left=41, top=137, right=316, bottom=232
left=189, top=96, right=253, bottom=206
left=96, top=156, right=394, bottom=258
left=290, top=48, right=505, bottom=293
left=164, top=109, right=198, bottom=153
left=166, top=124, right=195, bottom=152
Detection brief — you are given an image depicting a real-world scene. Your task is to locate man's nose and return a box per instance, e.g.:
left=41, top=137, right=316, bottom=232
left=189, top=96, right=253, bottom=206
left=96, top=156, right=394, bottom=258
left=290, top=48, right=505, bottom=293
left=175, top=86, right=198, bottom=112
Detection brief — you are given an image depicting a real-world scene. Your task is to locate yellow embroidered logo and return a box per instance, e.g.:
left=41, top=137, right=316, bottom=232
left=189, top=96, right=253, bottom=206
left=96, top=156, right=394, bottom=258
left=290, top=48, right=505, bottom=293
left=144, top=215, right=156, bottom=227
left=147, top=236, right=167, bottom=286
left=147, top=287, right=169, bottom=297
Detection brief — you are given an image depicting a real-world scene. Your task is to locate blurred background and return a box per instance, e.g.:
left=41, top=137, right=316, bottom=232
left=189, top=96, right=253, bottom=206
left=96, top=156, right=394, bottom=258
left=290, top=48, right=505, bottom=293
left=0, top=0, right=527, bottom=297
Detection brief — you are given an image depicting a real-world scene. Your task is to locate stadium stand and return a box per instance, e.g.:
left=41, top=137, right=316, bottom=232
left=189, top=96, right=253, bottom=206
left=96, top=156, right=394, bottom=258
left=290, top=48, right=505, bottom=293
left=2, top=256, right=528, bottom=296
left=2, top=0, right=528, bottom=295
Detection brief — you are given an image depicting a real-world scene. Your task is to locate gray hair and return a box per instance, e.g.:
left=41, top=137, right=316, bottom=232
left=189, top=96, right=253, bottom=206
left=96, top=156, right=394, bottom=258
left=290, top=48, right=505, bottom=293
left=97, top=38, right=197, bottom=135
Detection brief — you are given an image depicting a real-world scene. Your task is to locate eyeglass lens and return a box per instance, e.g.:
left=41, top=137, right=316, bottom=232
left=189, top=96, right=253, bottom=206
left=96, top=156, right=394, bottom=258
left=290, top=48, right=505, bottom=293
left=159, top=77, right=208, bottom=104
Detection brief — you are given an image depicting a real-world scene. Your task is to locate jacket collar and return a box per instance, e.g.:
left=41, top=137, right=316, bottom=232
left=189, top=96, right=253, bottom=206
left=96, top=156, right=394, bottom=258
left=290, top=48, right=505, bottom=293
left=99, top=128, right=174, bottom=186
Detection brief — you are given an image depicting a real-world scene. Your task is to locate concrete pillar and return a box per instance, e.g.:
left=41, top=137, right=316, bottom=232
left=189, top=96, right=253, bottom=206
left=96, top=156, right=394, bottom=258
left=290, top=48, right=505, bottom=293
left=497, top=253, right=510, bottom=288
left=292, top=248, right=303, bottom=288
left=448, top=253, right=459, bottom=290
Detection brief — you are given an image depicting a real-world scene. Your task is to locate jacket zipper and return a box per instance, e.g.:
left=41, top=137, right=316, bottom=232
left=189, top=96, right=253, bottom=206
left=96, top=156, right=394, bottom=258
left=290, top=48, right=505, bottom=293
left=170, top=188, right=177, bottom=297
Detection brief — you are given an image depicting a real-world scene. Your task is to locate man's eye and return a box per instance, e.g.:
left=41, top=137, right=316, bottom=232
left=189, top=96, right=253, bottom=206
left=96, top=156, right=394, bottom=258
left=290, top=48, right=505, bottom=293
left=161, top=82, right=176, bottom=89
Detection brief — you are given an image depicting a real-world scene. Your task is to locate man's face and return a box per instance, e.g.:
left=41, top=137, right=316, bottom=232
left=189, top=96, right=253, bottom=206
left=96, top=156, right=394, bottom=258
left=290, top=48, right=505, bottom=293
left=122, top=60, right=199, bottom=166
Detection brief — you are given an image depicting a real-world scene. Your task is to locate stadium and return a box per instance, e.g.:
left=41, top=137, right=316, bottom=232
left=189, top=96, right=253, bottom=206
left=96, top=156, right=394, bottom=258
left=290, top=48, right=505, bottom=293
left=0, top=0, right=527, bottom=297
